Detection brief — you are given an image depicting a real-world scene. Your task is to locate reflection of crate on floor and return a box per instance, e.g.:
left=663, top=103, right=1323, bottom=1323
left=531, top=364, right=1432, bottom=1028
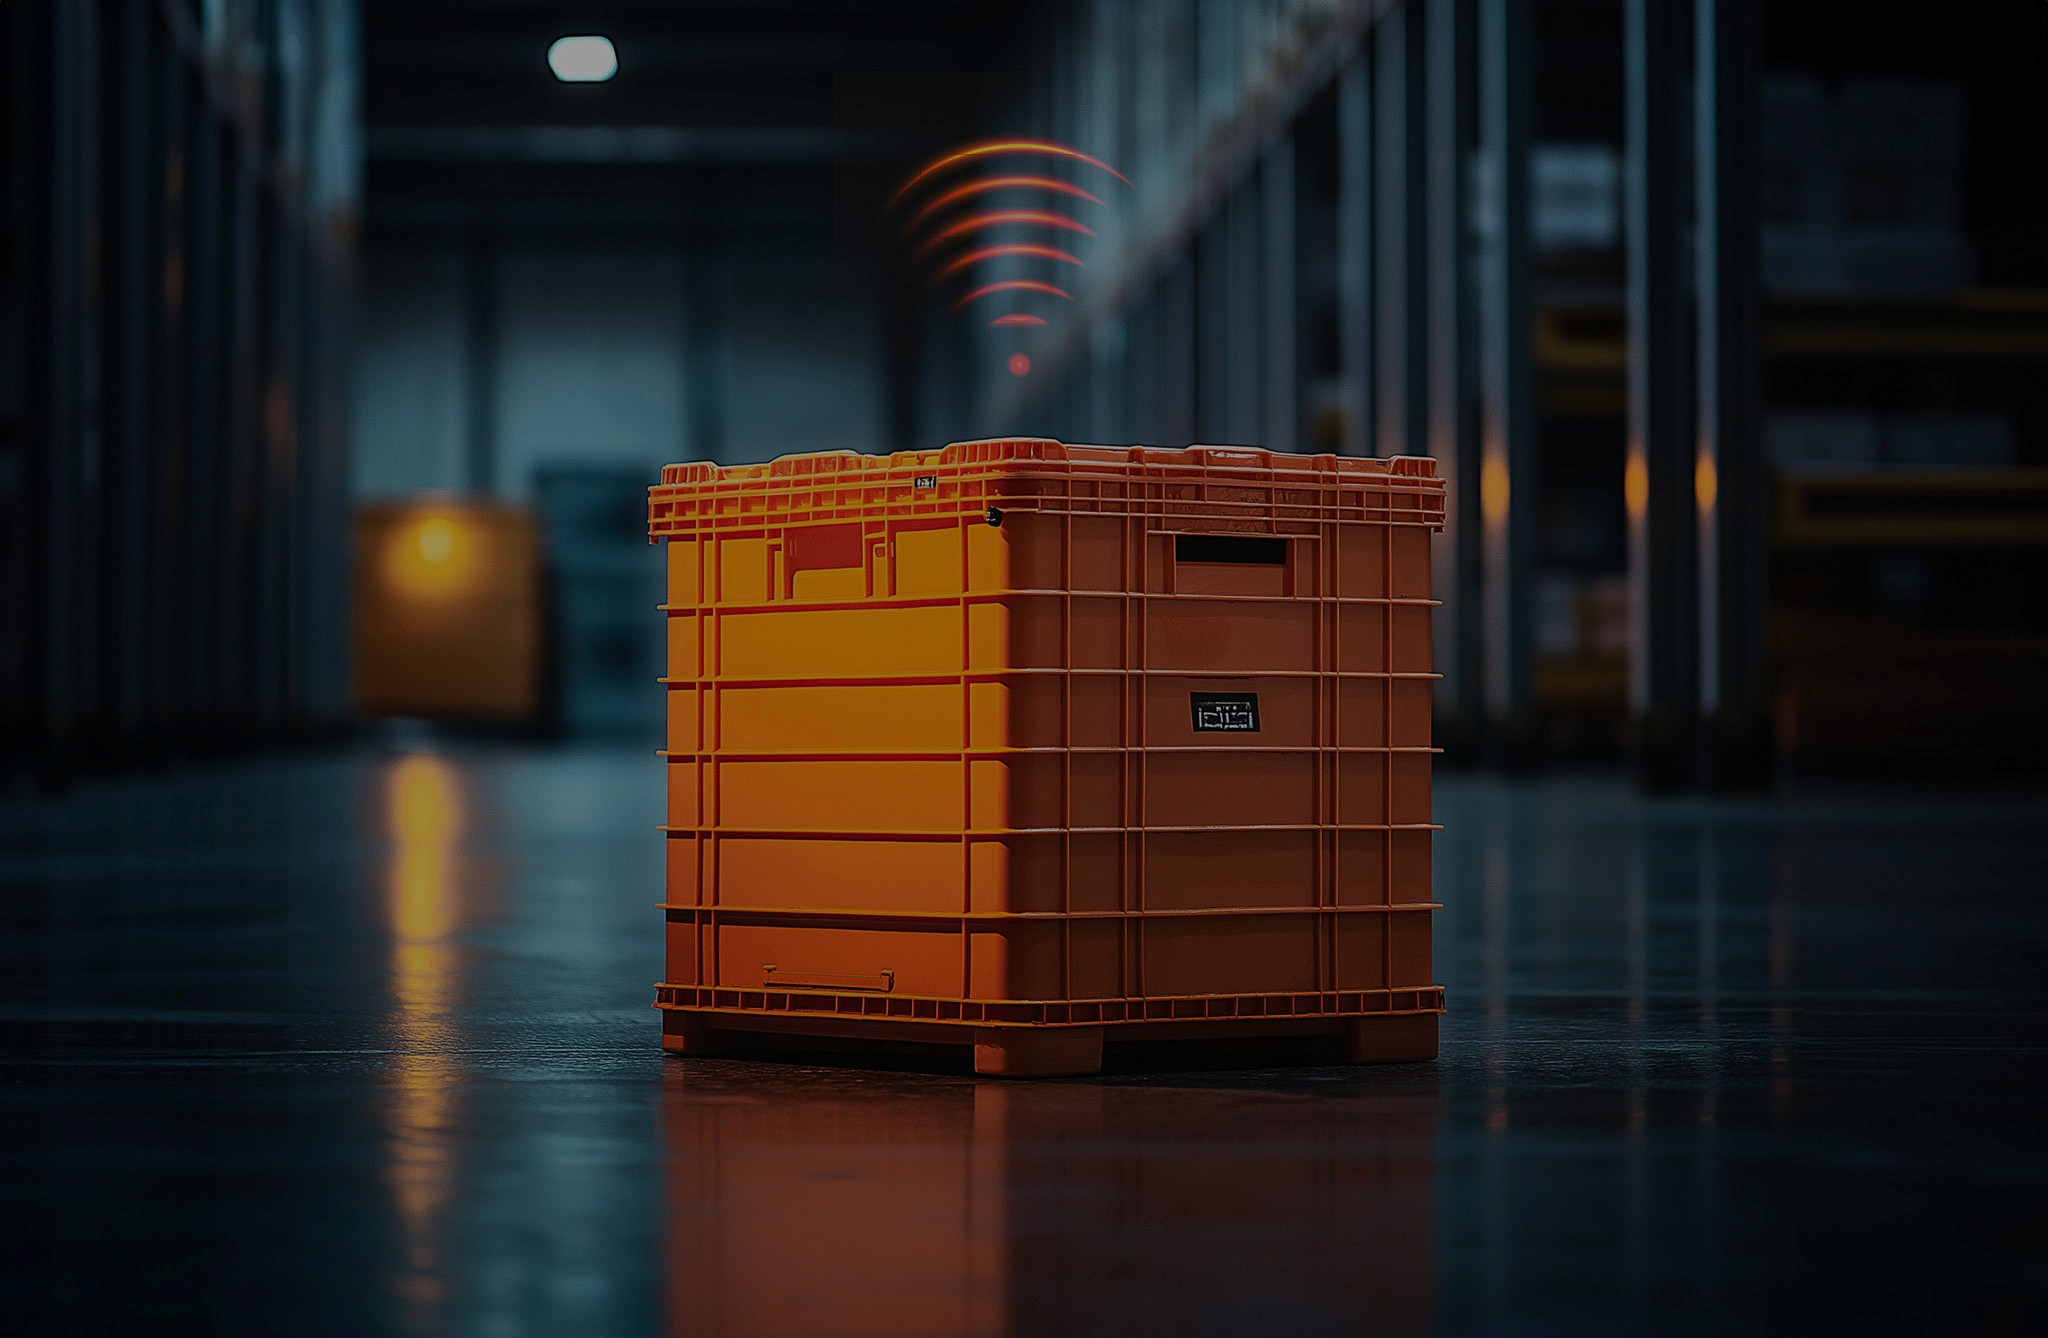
left=650, top=439, right=1447, bottom=1076
left=533, top=464, right=666, bottom=736
left=660, top=1069, right=1438, bottom=1334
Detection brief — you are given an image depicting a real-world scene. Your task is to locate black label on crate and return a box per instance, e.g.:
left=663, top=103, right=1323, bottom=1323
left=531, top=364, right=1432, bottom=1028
left=1190, top=692, right=1260, bottom=732
left=913, top=474, right=938, bottom=489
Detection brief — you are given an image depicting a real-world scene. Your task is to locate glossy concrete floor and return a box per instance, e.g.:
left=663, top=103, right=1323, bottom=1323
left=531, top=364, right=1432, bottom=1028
left=3, top=742, right=2045, bottom=1336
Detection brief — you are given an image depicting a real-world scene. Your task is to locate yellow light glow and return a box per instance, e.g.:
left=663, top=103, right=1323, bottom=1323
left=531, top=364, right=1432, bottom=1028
left=1480, top=458, right=1510, bottom=524
left=386, top=513, right=477, bottom=600
left=1694, top=451, right=1718, bottom=512
left=418, top=517, right=454, bottom=563
left=1624, top=455, right=1649, bottom=521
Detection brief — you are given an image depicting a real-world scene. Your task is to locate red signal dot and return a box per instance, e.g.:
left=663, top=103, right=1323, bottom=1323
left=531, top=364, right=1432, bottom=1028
left=1008, top=353, right=1031, bottom=377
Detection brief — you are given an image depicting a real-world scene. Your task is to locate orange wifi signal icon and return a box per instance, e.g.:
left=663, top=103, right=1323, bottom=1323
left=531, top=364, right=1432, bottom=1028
left=890, top=139, right=1128, bottom=371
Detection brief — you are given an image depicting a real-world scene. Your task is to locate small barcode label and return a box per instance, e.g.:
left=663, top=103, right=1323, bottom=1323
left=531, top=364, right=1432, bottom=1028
left=1190, top=693, right=1260, bottom=732
left=913, top=474, right=938, bottom=489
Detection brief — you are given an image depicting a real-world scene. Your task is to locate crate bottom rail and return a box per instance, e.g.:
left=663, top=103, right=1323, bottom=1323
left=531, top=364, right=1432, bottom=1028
left=655, top=982, right=1444, bottom=1076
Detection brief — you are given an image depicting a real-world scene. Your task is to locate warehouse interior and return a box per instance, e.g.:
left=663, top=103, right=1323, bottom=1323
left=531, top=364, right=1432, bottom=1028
left=5, top=1, right=2045, bottom=1332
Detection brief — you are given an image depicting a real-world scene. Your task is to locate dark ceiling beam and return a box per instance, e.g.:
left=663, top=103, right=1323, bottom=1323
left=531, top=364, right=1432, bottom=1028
left=365, top=31, right=994, bottom=74
left=365, top=198, right=839, bottom=236
left=368, top=124, right=930, bottom=165
left=362, top=0, right=991, bottom=12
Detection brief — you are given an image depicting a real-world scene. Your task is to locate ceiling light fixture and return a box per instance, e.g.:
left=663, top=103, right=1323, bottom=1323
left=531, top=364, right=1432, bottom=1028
left=548, top=35, right=617, bottom=83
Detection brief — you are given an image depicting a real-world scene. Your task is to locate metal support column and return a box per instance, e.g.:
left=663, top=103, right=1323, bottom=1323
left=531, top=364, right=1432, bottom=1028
left=1336, top=52, right=1373, bottom=459
left=463, top=232, right=499, bottom=493
left=1695, top=0, right=1770, bottom=788
left=1090, top=317, right=1128, bottom=446
left=884, top=273, right=920, bottom=453
left=220, top=140, right=259, bottom=739
left=1064, top=354, right=1088, bottom=442
left=1262, top=133, right=1300, bottom=454
left=1161, top=254, right=1197, bottom=447
left=685, top=246, right=731, bottom=463
left=113, top=0, right=158, bottom=752
left=5, top=0, right=66, bottom=784
left=0, top=2, right=32, bottom=780
left=1476, top=0, right=1534, bottom=758
left=1130, top=280, right=1164, bottom=445
left=254, top=196, right=289, bottom=741
left=1375, top=0, right=1428, bottom=461
left=1196, top=214, right=1229, bottom=441
left=43, top=0, right=93, bottom=778
left=74, top=0, right=111, bottom=761
left=285, top=231, right=315, bottom=736
left=1225, top=182, right=1263, bottom=445
left=1425, top=0, right=1480, bottom=756
left=1625, top=0, right=1699, bottom=790
left=156, top=32, right=192, bottom=752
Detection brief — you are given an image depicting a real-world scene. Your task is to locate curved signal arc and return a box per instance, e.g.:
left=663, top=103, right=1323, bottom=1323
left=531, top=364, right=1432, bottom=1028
left=932, top=243, right=1083, bottom=284
left=890, top=139, right=1131, bottom=208
left=917, top=210, right=1094, bottom=257
left=988, top=313, right=1048, bottom=328
left=907, top=176, right=1104, bottom=231
left=952, top=279, right=1073, bottom=314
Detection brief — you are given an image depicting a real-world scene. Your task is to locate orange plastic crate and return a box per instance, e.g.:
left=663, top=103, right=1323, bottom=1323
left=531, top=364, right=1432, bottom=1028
left=649, top=439, right=1446, bottom=1075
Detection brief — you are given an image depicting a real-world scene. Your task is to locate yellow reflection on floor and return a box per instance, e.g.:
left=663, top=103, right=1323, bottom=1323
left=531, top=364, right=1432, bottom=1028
left=384, top=753, right=465, bottom=1321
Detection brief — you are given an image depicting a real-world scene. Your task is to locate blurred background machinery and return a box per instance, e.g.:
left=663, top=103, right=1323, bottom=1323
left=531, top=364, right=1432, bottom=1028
left=531, top=463, right=665, bottom=737
left=5, top=0, right=2046, bottom=789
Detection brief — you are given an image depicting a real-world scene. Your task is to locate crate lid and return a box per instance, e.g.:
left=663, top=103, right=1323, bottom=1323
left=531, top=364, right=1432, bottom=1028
left=657, top=439, right=1441, bottom=488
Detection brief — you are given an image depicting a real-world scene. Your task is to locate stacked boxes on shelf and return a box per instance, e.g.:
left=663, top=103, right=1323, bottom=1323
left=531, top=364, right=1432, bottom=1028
left=1763, top=75, right=1972, bottom=296
left=1766, top=412, right=2015, bottom=471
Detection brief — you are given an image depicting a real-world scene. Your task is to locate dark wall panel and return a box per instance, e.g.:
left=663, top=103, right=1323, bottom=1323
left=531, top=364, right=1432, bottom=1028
left=1, top=0, right=359, bottom=790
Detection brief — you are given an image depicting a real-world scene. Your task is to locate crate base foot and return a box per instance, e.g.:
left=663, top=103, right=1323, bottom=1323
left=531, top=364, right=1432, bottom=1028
left=1339, top=1014, right=1438, bottom=1064
left=972, top=1026, right=1103, bottom=1077
left=660, top=1011, right=738, bottom=1057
